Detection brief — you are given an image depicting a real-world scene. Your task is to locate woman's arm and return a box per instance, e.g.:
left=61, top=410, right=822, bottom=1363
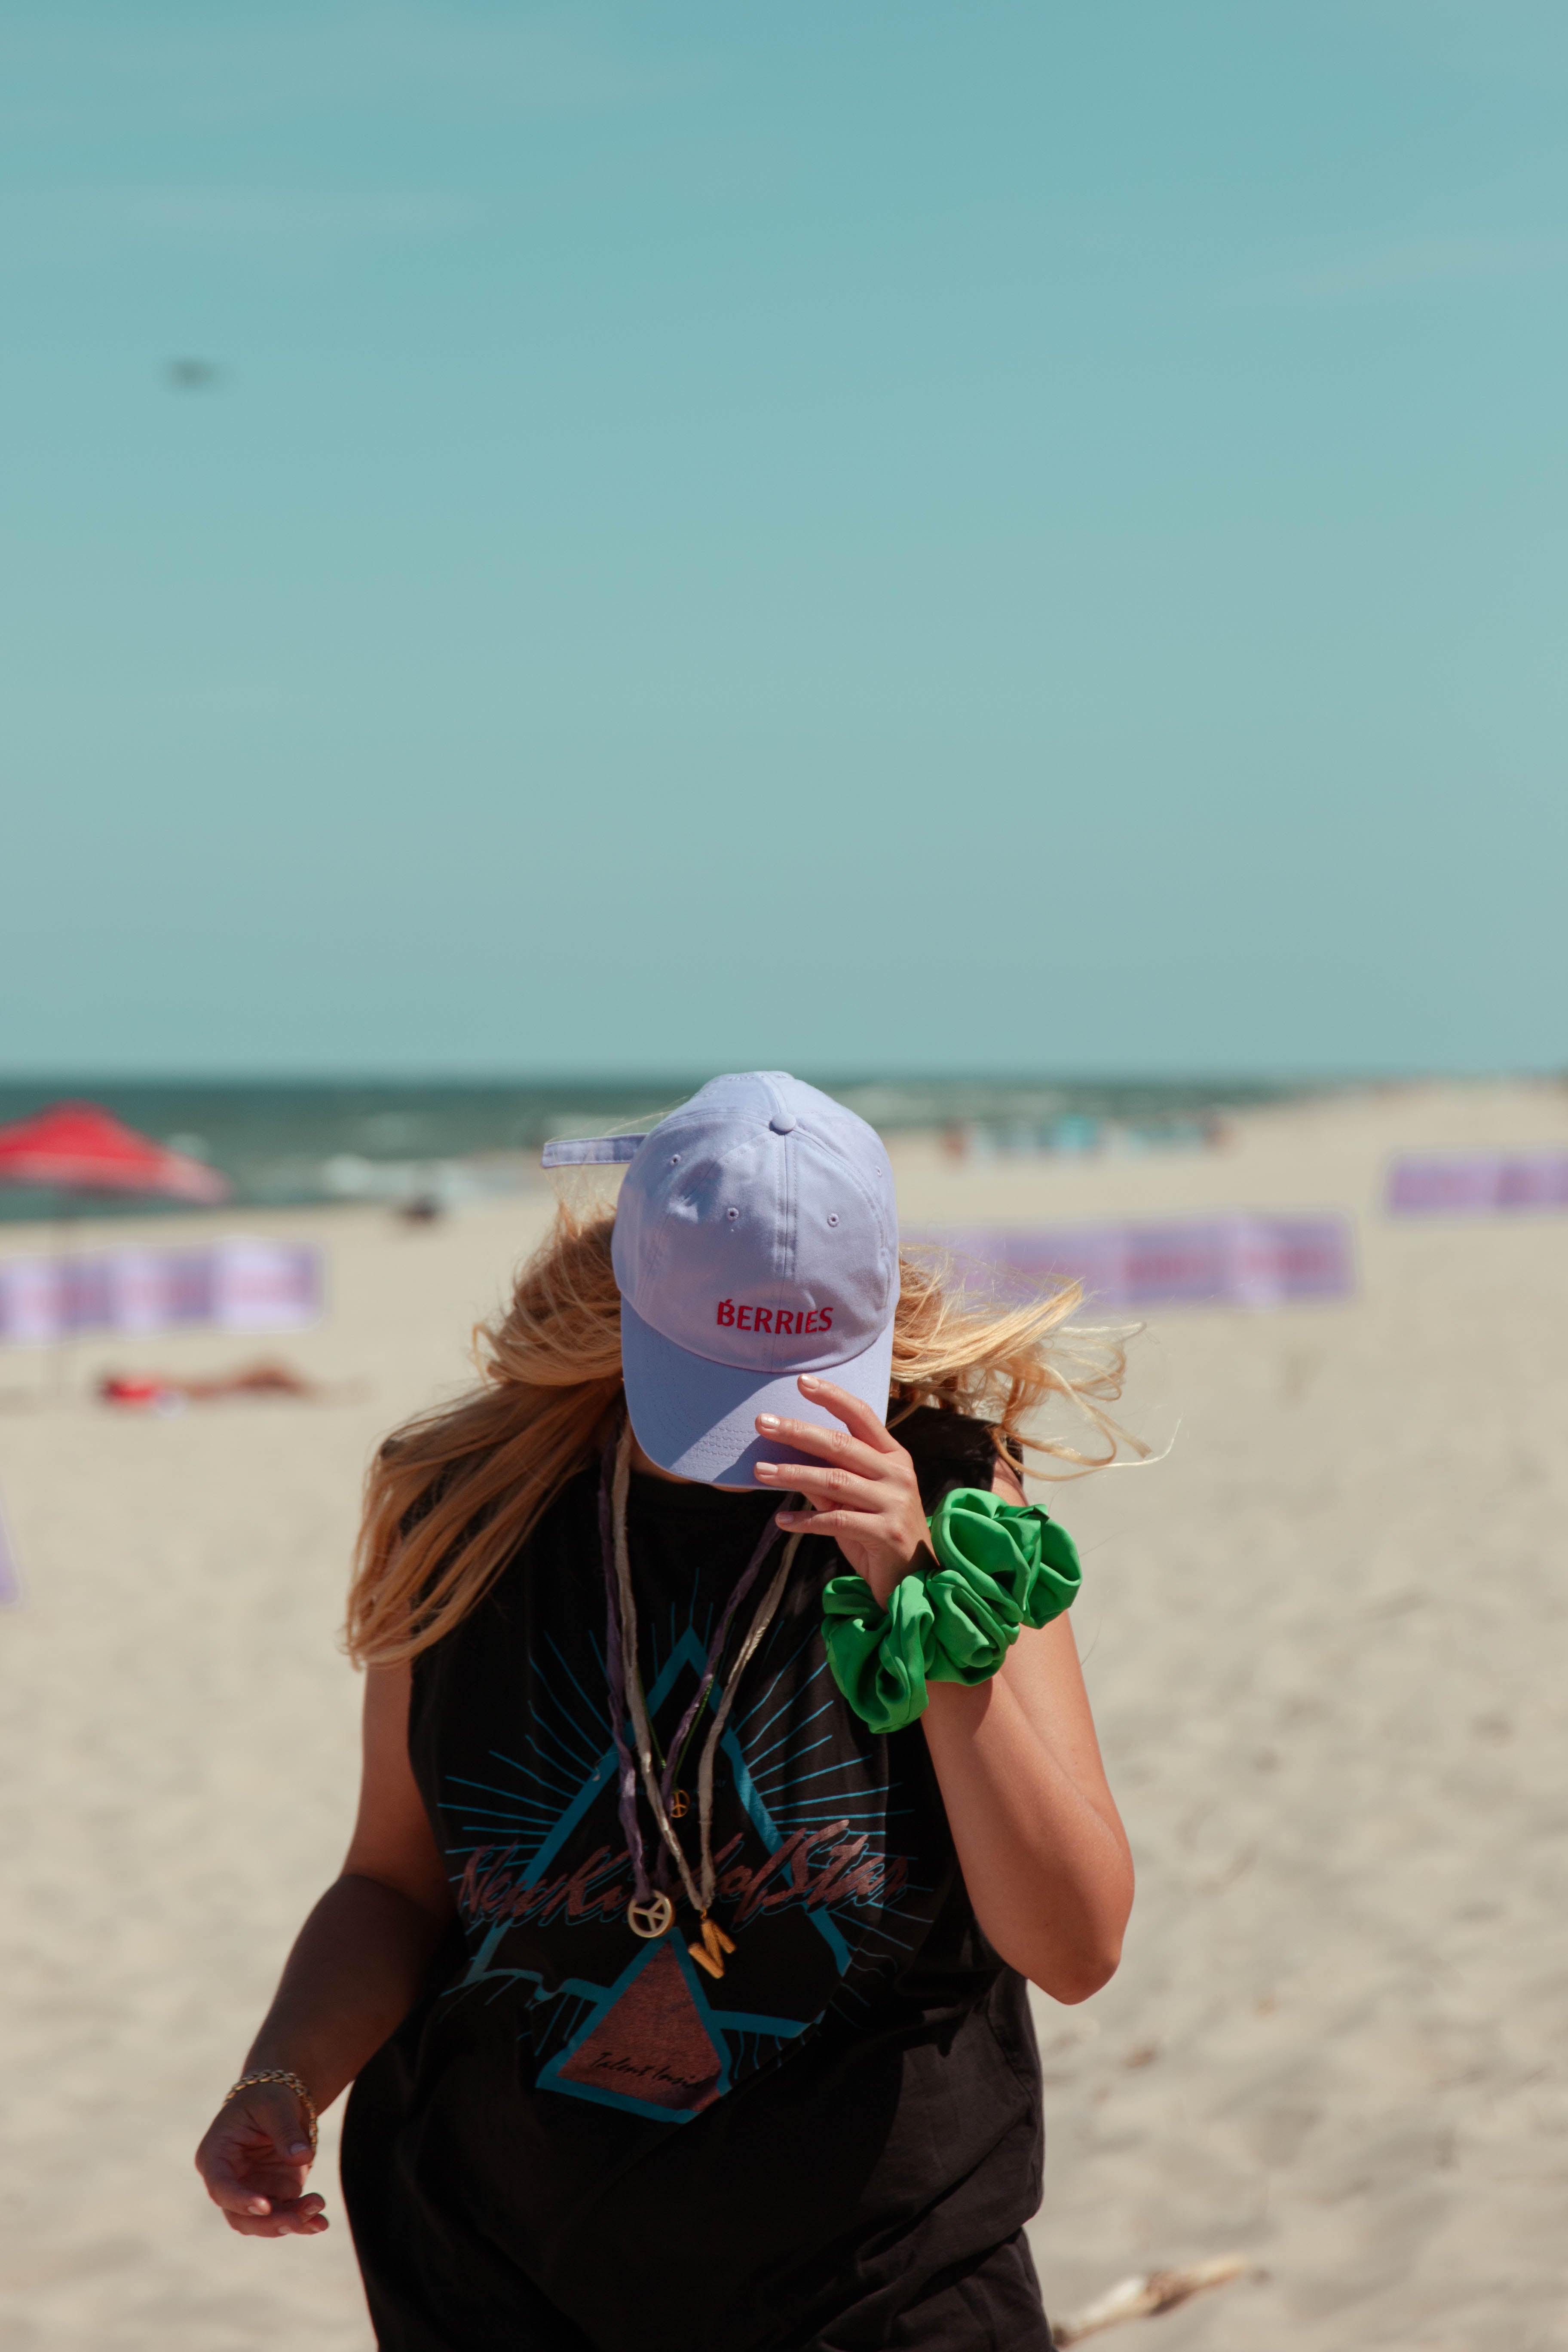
left=756, top=1381, right=1133, bottom=2004
left=918, top=1471, right=1133, bottom=2000
left=194, top=1662, right=456, bottom=2238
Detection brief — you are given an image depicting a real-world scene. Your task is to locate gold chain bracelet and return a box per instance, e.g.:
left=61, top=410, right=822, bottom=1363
left=222, top=2068, right=319, bottom=2155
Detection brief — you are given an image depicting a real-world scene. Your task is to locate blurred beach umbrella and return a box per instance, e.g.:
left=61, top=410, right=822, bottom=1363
left=0, top=1104, right=228, bottom=1399
left=0, top=1102, right=229, bottom=1206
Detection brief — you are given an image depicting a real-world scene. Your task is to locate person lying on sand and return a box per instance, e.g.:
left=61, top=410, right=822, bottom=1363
left=99, top=1361, right=319, bottom=1408
left=193, top=1073, right=1137, bottom=2352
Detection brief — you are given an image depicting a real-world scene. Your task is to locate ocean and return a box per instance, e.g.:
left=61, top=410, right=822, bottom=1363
left=0, top=1075, right=1303, bottom=1222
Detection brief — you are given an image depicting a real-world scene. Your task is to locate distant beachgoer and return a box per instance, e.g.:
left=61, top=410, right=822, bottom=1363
left=396, top=1193, right=444, bottom=1226
left=99, top=1362, right=318, bottom=1409
left=194, top=1074, right=1136, bottom=2351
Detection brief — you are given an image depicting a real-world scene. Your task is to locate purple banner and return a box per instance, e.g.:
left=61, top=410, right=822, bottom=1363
left=927, top=1213, right=1356, bottom=1310
left=1387, top=1150, right=1568, bottom=1216
left=0, top=1239, right=323, bottom=1346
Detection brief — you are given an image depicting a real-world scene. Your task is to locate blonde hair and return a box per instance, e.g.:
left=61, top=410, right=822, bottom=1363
left=346, top=1204, right=1140, bottom=1669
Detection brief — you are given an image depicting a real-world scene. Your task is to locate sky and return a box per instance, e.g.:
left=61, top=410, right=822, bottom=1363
left=3, top=0, right=1566, bottom=1078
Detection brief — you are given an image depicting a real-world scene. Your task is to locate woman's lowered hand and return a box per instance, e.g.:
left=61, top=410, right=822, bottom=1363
left=195, top=2082, right=328, bottom=2239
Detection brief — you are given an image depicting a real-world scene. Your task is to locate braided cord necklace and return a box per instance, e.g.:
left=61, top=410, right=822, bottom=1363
left=600, top=1415, right=802, bottom=1977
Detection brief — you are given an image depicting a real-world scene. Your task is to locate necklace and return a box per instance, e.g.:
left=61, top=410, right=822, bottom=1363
left=600, top=1416, right=801, bottom=1979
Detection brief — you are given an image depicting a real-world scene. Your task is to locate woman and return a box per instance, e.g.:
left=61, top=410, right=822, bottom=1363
left=195, top=1073, right=1136, bottom=2351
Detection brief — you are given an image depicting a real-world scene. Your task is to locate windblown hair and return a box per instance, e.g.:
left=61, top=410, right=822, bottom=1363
left=346, top=1204, right=1141, bottom=1669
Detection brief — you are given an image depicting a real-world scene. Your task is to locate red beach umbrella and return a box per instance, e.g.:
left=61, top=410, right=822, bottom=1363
left=0, top=1101, right=230, bottom=1205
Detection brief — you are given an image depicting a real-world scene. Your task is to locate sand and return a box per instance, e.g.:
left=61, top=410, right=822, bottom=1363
left=1, top=1079, right=1565, bottom=2351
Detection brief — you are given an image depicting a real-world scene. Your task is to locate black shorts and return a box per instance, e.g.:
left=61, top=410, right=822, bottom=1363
left=350, top=2206, right=1051, bottom=2352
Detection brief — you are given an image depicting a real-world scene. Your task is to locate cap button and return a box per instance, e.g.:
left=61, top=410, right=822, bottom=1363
left=769, top=1111, right=797, bottom=1134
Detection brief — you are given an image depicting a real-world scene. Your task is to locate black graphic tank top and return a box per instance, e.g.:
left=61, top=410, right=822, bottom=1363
left=342, top=1409, right=1052, bottom=2352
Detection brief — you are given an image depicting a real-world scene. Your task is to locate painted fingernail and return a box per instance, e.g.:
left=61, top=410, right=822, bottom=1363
left=288, top=2142, right=311, bottom=2158
left=756, top=1413, right=780, bottom=1430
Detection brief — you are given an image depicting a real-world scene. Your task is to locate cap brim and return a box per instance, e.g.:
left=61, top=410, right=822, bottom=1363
left=620, top=1297, right=897, bottom=1487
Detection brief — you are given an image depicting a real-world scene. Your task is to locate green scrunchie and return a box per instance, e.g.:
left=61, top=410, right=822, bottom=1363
left=822, top=1487, right=1082, bottom=1736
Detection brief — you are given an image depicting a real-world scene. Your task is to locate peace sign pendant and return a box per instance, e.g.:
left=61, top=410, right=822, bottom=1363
left=627, top=1891, right=674, bottom=1939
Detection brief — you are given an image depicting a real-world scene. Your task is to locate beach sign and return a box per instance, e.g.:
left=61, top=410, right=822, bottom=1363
left=1387, top=1149, right=1568, bottom=1215
left=0, top=1238, right=323, bottom=1346
left=928, top=1213, right=1355, bottom=1310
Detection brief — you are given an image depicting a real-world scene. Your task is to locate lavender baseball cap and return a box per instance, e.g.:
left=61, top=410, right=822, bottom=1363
left=544, top=1072, right=900, bottom=1485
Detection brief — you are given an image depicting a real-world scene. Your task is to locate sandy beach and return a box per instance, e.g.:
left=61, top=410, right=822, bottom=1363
left=1, top=1079, right=1565, bottom=2352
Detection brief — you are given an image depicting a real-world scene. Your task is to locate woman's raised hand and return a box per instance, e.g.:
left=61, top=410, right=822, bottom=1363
left=194, top=2083, right=328, bottom=2238
left=754, top=1377, right=930, bottom=1608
